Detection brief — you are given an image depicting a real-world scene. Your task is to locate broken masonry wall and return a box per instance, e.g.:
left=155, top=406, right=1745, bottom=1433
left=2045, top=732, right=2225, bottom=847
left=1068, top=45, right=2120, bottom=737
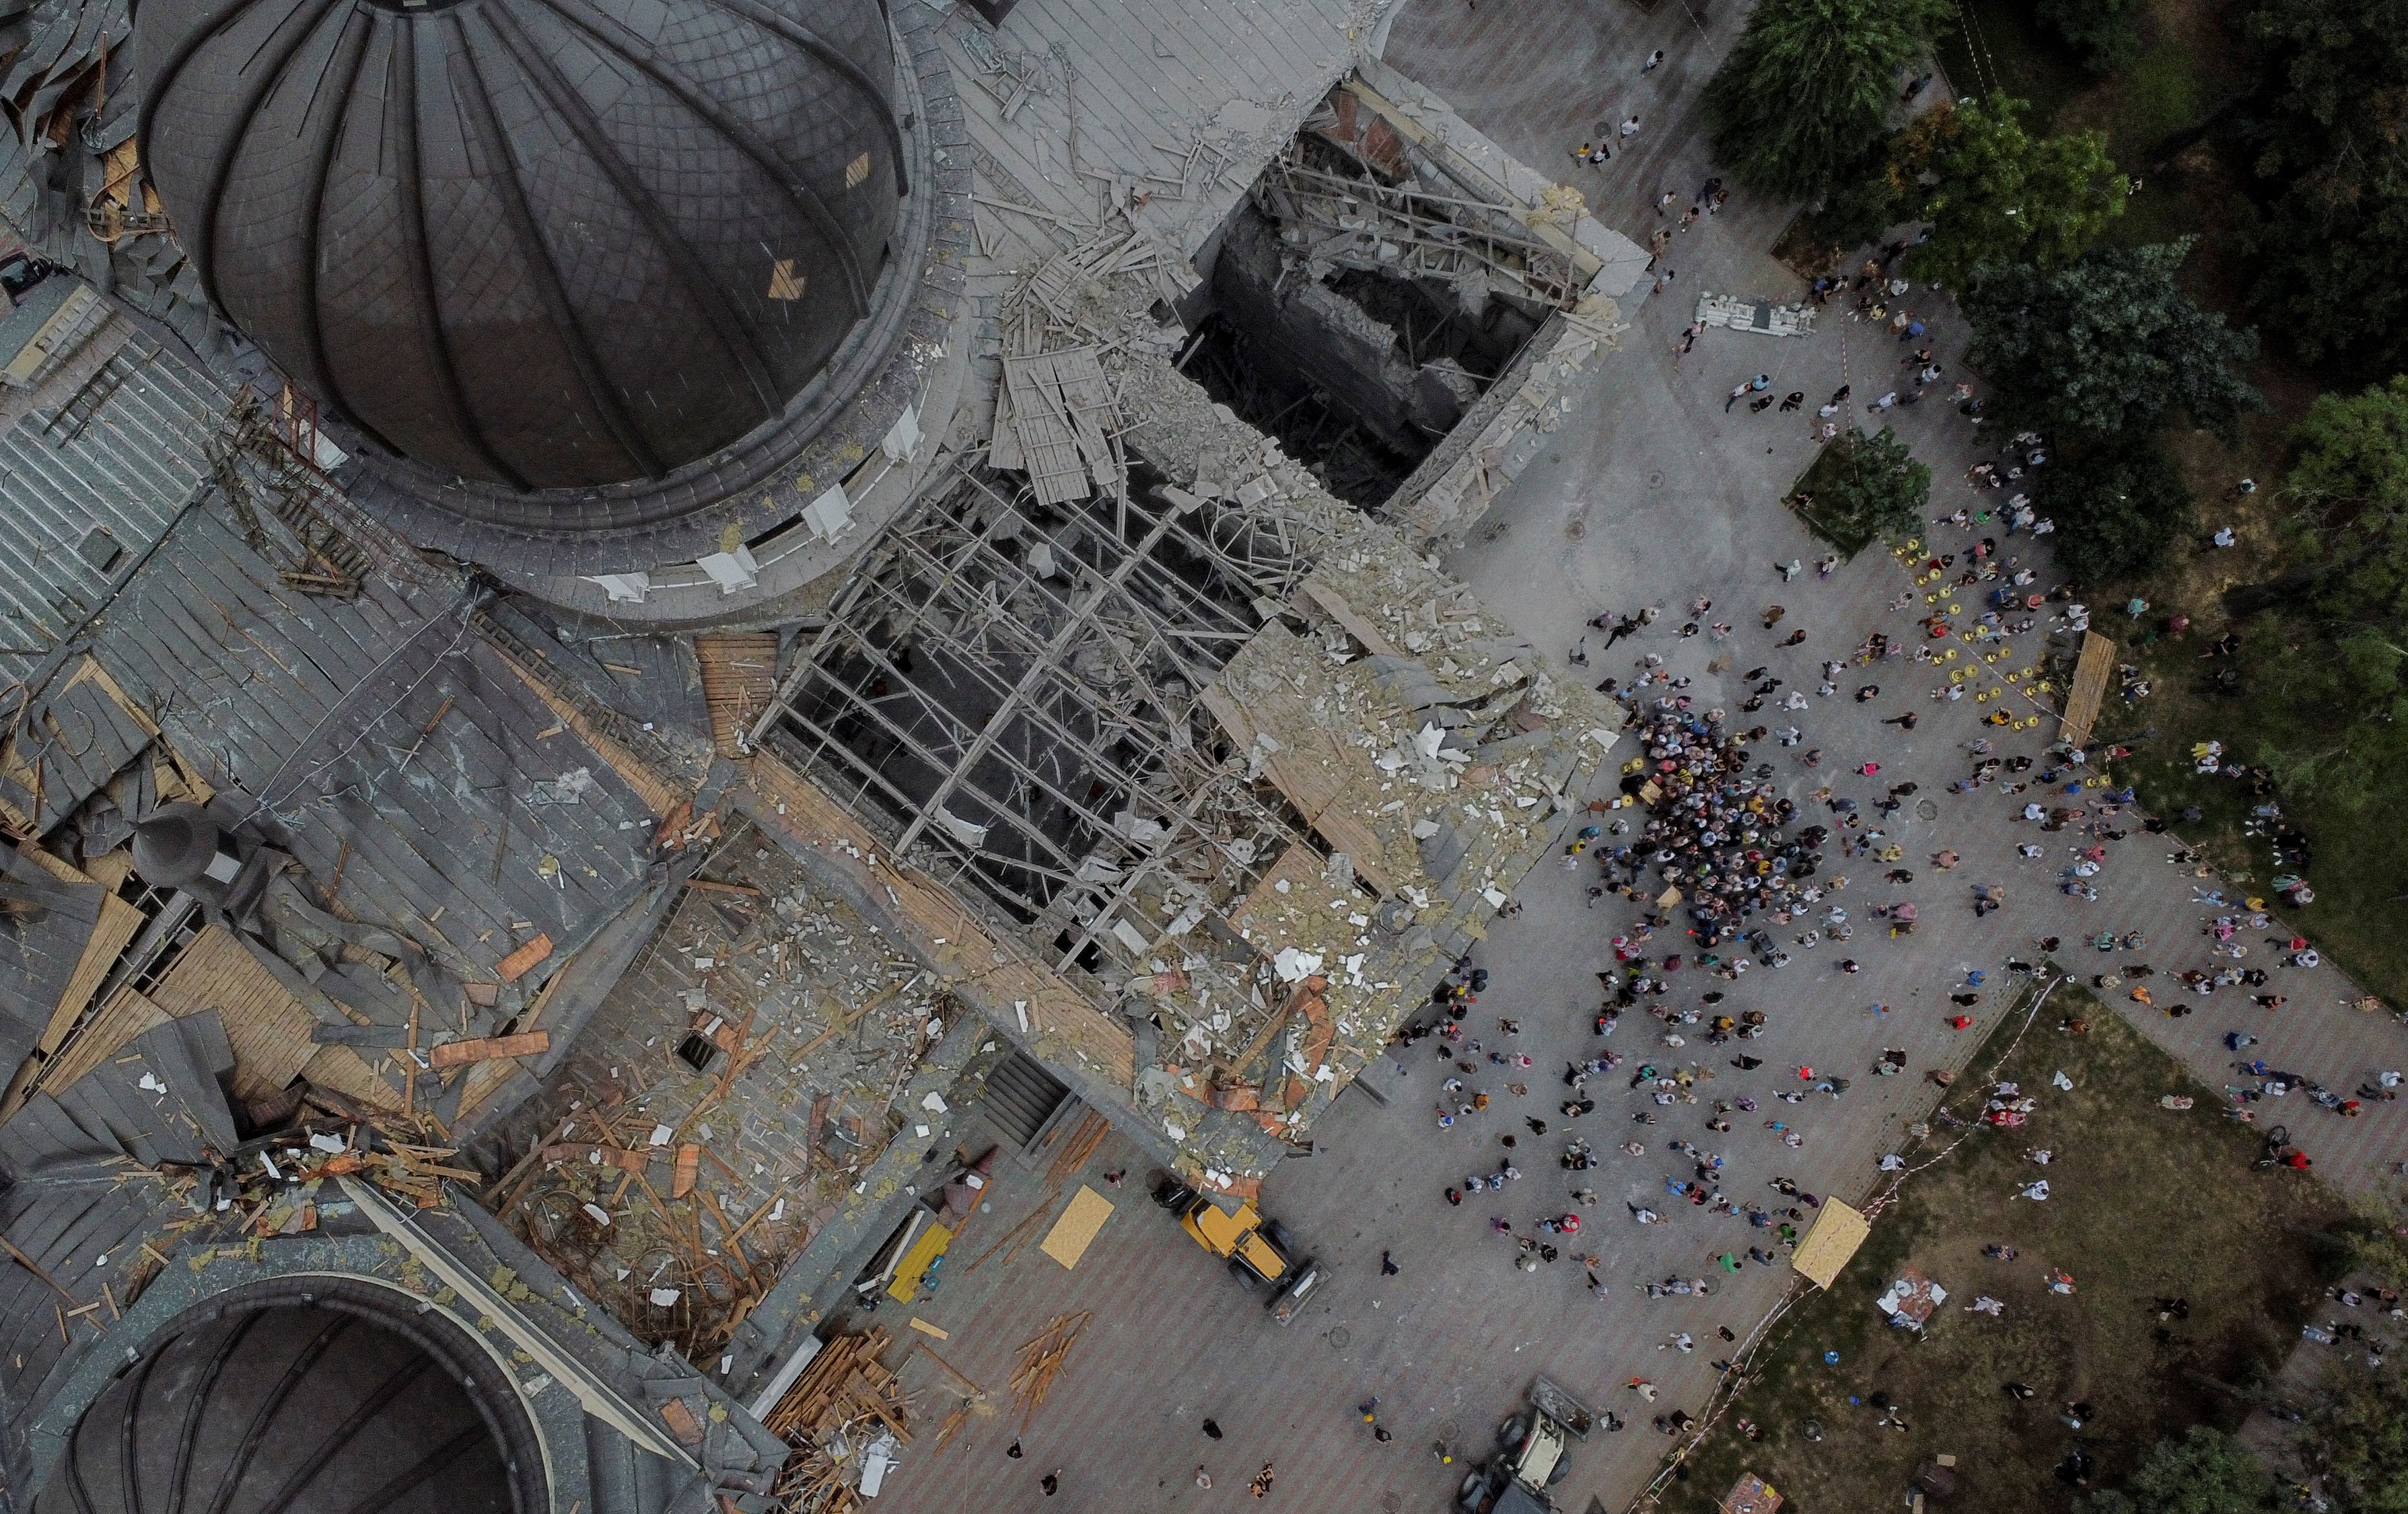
left=1209, top=205, right=1447, bottom=457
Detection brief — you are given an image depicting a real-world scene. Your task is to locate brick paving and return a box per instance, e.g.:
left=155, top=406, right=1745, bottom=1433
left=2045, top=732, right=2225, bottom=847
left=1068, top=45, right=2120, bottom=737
left=859, top=4, right=2406, bottom=1513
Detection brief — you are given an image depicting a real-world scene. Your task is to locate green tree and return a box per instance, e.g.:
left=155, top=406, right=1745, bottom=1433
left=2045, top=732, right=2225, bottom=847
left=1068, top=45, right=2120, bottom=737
left=2239, top=0, right=2408, bottom=372
left=2038, top=440, right=2194, bottom=582
left=1962, top=240, right=2262, bottom=443
left=1797, top=425, right=1930, bottom=554
left=2289, top=375, right=2408, bottom=539
left=2222, top=378, right=2408, bottom=809
left=2079, top=1427, right=2272, bottom=1514
left=1703, top=0, right=1953, bottom=201
left=1890, top=98, right=2127, bottom=286
left=2300, top=1359, right=2408, bottom=1514
left=2039, top=0, right=2145, bottom=72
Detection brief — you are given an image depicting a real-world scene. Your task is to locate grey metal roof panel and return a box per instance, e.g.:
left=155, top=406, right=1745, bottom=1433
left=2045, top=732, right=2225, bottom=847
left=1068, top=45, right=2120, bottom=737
left=0, top=674, right=155, bottom=836
left=0, top=1096, right=120, bottom=1178
left=0, top=849, right=101, bottom=1049
left=49, top=1011, right=241, bottom=1167
left=72, top=497, right=658, bottom=989
left=0, top=336, right=228, bottom=679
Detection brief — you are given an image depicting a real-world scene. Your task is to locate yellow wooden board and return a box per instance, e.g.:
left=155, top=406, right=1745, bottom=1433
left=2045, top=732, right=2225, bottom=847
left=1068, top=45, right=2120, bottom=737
left=1040, top=1185, right=1116, bottom=1270
left=1791, top=1198, right=1871, bottom=1289
left=888, top=1221, right=953, bottom=1303
left=2059, top=630, right=2117, bottom=746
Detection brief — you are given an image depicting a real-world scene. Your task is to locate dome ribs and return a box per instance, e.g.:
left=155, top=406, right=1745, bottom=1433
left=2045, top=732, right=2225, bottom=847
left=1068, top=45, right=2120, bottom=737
left=481, top=0, right=785, bottom=423
left=190, top=0, right=351, bottom=322
left=708, top=0, right=904, bottom=198
left=389, top=17, right=530, bottom=490
left=453, top=5, right=667, bottom=478
left=528, top=0, right=870, bottom=317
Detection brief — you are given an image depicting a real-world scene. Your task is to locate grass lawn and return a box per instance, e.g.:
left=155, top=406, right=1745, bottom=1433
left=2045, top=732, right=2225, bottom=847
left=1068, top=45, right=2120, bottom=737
left=1932, top=0, right=2088, bottom=128
left=2088, top=641, right=2408, bottom=1013
left=1659, top=986, right=2347, bottom=1513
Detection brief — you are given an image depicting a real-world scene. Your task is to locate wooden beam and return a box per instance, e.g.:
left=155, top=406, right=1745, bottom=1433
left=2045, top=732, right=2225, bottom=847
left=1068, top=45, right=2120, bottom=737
left=495, top=934, right=553, bottom=984
left=427, top=1030, right=551, bottom=1069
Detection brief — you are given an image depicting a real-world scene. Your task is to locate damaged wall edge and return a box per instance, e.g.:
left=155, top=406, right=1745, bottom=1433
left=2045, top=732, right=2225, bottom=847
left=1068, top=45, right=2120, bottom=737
left=715, top=1007, right=996, bottom=1402
left=733, top=752, right=1283, bottom=1166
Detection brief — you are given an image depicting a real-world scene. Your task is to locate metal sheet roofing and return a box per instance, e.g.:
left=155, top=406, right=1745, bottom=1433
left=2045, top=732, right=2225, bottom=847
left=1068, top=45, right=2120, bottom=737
left=0, top=322, right=230, bottom=678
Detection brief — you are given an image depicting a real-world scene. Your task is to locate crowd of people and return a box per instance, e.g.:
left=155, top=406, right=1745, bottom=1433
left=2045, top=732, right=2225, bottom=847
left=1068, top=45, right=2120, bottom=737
left=1375, top=417, right=2366, bottom=1454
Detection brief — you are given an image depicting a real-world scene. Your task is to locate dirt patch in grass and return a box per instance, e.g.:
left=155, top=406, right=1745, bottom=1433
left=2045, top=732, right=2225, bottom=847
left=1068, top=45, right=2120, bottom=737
left=1932, top=0, right=2089, bottom=128
left=1660, top=987, right=2345, bottom=1514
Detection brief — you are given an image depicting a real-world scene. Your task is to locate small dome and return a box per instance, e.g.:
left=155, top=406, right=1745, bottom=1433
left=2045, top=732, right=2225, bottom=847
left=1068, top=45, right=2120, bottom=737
left=137, top=0, right=905, bottom=491
left=36, top=1282, right=544, bottom=1514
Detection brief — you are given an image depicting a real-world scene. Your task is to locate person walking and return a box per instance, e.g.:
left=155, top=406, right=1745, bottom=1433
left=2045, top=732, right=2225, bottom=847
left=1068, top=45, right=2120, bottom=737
left=1620, top=114, right=1643, bottom=141
left=1641, top=48, right=1665, bottom=72
left=1725, top=380, right=1751, bottom=414
left=1042, top=1470, right=1061, bottom=1497
left=1250, top=1462, right=1277, bottom=1499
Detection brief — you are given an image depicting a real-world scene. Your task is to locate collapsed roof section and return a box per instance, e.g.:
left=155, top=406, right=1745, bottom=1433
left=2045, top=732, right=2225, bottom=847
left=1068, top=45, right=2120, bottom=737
left=744, top=328, right=1622, bottom=1188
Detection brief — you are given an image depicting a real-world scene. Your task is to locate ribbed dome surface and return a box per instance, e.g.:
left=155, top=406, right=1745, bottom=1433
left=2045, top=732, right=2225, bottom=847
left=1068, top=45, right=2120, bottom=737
left=137, top=0, right=903, bottom=491
left=35, top=1284, right=544, bottom=1514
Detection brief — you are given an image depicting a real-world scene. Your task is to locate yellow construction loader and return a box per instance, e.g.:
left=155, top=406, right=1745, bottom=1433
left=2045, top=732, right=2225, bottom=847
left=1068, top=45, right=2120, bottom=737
left=1152, top=1176, right=1325, bottom=1324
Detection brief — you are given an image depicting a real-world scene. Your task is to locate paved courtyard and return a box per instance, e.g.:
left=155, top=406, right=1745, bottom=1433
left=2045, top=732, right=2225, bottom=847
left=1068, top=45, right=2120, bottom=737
left=863, top=5, right=2408, bottom=1512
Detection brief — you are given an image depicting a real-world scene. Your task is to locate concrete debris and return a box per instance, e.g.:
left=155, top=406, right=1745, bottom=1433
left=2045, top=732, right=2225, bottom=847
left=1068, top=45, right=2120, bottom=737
left=1695, top=291, right=1818, bottom=338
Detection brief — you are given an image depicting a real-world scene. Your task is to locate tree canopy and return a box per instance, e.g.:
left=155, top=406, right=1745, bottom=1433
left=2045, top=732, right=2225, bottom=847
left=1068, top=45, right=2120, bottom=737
left=1890, top=98, right=2126, bottom=287
left=2238, top=0, right=2408, bottom=373
left=2300, top=1359, right=2408, bottom=1514
left=2037, top=439, right=2194, bottom=583
left=2078, top=1427, right=2272, bottom=1514
left=1794, top=425, right=1931, bottom=554
left=2222, top=377, right=2408, bottom=808
left=1962, top=240, right=2262, bottom=443
left=1703, top=0, right=1953, bottom=201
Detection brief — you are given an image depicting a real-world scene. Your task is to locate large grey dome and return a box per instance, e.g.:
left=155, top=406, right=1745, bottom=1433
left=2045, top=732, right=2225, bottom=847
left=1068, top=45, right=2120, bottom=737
left=137, top=0, right=906, bottom=493
left=34, top=1279, right=545, bottom=1514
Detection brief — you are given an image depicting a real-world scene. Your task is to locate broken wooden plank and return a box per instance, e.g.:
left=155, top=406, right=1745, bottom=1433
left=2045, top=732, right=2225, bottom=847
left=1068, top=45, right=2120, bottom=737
left=427, top=1030, right=551, bottom=1069
left=495, top=934, right=553, bottom=983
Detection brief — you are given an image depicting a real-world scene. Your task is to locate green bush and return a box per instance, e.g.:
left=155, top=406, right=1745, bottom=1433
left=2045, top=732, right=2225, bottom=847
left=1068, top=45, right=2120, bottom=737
left=1790, top=426, right=1932, bottom=556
